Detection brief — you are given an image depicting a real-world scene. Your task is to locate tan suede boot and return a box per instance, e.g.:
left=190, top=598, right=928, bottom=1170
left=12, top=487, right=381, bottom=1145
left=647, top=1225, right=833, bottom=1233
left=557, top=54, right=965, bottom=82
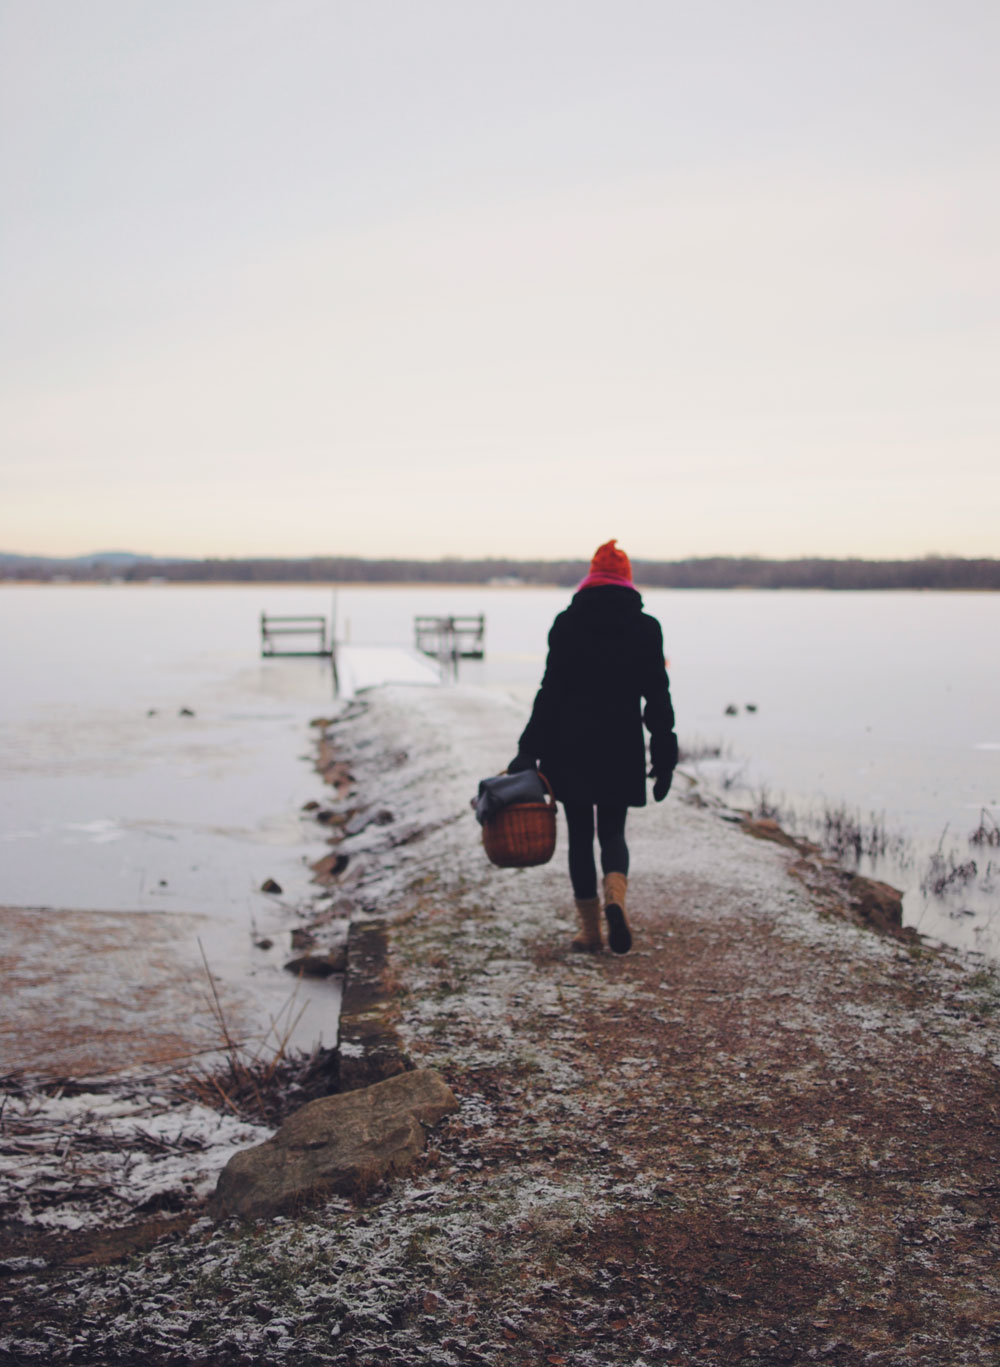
left=572, top=896, right=604, bottom=952
left=602, top=872, right=632, bottom=954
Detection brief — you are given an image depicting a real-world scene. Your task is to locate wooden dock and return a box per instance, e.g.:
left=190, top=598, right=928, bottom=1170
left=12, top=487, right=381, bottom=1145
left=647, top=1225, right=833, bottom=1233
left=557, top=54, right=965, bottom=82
left=258, top=607, right=485, bottom=692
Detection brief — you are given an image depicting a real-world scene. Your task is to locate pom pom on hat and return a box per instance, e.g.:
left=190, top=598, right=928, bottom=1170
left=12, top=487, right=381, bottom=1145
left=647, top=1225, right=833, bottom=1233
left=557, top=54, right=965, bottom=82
left=590, top=539, right=632, bottom=583
left=575, top=539, right=637, bottom=594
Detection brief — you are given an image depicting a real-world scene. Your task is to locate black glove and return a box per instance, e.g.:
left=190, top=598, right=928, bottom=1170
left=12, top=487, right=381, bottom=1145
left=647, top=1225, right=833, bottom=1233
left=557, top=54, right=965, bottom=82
left=649, top=731, right=678, bottom=802
left=507, top=751, right=536, bottom=774
left=650, top=731, right=679, bottom=776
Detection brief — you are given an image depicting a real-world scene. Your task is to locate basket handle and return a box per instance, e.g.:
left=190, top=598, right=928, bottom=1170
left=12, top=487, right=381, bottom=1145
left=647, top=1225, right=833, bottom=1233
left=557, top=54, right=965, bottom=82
left=497, top=768, right=556, bottom=807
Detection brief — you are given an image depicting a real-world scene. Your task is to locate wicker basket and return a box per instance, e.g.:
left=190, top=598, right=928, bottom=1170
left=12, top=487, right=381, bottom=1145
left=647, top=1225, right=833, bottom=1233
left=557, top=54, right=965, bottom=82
left=481, top=772, right=557, bottom=868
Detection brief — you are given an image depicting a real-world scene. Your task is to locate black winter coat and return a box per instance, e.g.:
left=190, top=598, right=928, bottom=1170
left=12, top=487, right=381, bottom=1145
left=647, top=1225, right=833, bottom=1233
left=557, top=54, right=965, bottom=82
left=517, top=586, right=676, bottom=807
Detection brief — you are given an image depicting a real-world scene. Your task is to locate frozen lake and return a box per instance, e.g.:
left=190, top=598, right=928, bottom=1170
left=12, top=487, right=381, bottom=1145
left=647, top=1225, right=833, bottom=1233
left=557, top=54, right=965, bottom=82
left=1, top=583, right=998, bottom=995
left=0, top=586, right=348, bottom=1067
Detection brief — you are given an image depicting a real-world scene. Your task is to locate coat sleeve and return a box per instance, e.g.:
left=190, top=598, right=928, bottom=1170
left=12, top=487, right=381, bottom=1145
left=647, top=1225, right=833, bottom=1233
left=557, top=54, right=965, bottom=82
left=516, top=616, right=568, bottom=759
left=641, top=618, right=678, bottom=773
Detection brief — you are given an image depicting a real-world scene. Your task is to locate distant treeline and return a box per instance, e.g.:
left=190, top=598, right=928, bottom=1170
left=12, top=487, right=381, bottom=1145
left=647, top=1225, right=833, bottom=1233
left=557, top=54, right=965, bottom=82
left=3, top=553, right=1000, bottom=590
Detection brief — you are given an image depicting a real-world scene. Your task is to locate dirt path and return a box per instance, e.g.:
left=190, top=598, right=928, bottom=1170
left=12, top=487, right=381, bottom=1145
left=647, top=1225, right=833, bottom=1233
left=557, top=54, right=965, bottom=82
left=385, top=873, right=1000, bottom=1365
left=2, top=685, right=999, bottom=1366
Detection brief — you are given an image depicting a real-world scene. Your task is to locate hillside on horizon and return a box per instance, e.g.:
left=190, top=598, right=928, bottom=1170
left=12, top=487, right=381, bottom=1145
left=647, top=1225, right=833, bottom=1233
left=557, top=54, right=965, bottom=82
left=2, top=551, right=999, bottom=591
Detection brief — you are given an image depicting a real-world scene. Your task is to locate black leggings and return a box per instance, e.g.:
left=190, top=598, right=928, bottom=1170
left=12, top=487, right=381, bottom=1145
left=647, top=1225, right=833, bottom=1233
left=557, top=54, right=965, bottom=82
left=563, top=802, right=629, bottom=901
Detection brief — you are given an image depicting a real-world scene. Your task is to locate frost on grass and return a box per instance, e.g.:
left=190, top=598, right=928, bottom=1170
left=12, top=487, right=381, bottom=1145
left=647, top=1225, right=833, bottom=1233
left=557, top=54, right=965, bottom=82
left=0, top=1078, right=270, bottom=1231
left=4, top=1159, right=614, bottom=1365
left=6, top=685, right=1000, bottom=1366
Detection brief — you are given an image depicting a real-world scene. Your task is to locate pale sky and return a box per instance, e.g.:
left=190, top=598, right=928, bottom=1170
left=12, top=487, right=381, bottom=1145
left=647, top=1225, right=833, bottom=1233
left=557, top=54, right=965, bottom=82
left=2, top=0, right=997, bottom=561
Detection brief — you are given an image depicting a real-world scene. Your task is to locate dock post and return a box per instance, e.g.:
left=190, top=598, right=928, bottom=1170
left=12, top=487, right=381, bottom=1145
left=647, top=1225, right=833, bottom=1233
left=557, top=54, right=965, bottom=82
left=330, top=591, right=339, bottom=696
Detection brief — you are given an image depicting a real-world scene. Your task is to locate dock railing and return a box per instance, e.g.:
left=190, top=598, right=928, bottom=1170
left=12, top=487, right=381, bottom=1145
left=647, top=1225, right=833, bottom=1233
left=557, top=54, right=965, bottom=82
left=414, top=614, right=485, bottom=669
left=260, top=613, right=331, bottom=658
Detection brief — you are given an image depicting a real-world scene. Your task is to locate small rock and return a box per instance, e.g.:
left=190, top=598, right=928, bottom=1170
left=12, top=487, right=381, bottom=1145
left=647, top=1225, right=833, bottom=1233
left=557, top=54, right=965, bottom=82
left=260, top=878, right=283, bottom=895
left=290, top=927, right=316, bottom=951
left=301, top=800, right=320, bottom=812
left=315, top=809, right=336, bottom=824
left=284, top=948, right=348, bottom=978
left=344, top=807, right=397, bottom=836
left=307, top=895, right=355, bottom=926
left=724, top=703, right=738, bottom=716
left=311, top=851, right=350, bottom=880
left=253, top=937, right=274, bottom=951
left=745, top=703, right=758, bottom=713
left=344, top=809, right=371, bottom=836
left=179, top=707, right=195, bottom=717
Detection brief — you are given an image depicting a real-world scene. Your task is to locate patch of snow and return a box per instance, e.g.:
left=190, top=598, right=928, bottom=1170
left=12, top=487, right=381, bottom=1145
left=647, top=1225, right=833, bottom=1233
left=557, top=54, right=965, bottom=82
left=0, top=1083, right=270, bottom=1231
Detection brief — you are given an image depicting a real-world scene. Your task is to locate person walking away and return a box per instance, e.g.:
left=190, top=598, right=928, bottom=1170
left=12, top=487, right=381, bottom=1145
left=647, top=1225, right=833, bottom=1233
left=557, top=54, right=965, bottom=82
left=508, top=540, right=677, bottom=954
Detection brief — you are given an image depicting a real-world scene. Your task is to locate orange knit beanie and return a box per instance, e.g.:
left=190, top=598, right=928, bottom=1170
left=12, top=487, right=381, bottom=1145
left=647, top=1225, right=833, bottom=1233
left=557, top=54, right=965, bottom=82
left=590, top=539, right=632, bottom=583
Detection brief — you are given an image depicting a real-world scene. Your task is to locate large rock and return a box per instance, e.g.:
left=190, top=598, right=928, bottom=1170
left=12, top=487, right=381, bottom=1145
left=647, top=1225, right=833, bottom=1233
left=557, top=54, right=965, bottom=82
left=843, top=873, right=910, bottom=937
left=210, top=1069, right=458, bottom=1221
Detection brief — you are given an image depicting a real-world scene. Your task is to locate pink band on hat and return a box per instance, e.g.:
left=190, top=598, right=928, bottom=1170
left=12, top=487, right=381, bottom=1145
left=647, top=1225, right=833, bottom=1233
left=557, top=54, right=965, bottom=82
left=575, top=571, right=639, bottom=593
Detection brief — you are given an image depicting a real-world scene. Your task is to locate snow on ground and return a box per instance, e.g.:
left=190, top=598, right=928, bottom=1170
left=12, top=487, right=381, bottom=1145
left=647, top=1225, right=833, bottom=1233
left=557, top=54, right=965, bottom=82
left=4, top=683, right=999, bottom=1366
left=329, top=681, right=880, bottom=950
left=330, top=684, right=997, bottom=1075
left=0, top=1077, right=271, bottom=1232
